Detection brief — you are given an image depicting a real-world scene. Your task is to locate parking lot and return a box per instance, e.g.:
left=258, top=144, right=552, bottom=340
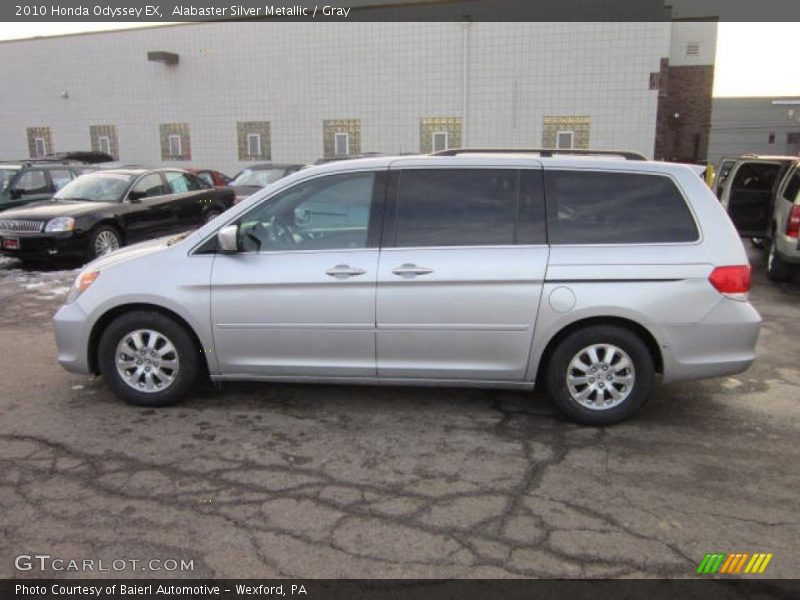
left=0, top=249, right=798, bottom=579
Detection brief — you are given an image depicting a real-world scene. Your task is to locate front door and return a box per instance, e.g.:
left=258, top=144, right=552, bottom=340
left=123, top=173, right=176, bottom=241
left=210, top=170, right=384, bottom=377
left=376, top=166, right=548, bottom=381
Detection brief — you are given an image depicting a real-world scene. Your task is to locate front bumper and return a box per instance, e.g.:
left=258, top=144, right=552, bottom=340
left=53, top=300, right=93, bottom=374
left=0, top=230, right=89, bottom=260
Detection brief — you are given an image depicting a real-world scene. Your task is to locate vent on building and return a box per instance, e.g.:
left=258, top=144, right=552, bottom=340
left=685, top=42, right=700, bottom=57
left=649, top=72, right=661, bottom=90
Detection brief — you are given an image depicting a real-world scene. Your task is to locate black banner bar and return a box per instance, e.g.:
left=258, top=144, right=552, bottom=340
left=3, top=579, right=800, bottom=600
left=2, top=0, right=800, bottom=23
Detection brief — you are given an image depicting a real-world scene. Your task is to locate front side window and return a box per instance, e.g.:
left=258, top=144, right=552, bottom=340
left=15, top=170, right=47, bottom=193
left=238, top=172, right=375, bottom=252
left=393, top=168, right=544, bottom=247
left=546, top=170, right=698, bottom=244
left=132, top=173, right=166, bottom=198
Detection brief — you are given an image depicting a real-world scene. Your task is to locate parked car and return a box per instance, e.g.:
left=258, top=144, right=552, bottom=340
left=229, top=163, right=305, bottom=203
left=0, top=160, right=96, bottom=211
left=0, top=168, right=234, bottom=264
left=720, top=155, right=800, bottom=281
left=53, top=150, right=760, bottom=425
left=186, top=168, right=231, bottom=188
left=46, top=151, right=115, bottom=164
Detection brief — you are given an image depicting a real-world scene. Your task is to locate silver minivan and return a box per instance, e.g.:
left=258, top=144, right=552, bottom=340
left=53, top=152, right=761, bottom=425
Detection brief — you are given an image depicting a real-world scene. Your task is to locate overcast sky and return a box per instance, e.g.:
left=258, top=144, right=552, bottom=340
left=0, top=22, right=797, bottom=98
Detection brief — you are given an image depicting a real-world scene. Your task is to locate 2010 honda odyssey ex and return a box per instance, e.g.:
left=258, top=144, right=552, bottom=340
left=53, top=151, right=761, bottom=425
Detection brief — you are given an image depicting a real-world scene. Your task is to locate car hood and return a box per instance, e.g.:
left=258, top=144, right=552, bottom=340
left=85, top=235, right=176, bottom=272
left=0, top=199, right=116, bottom=219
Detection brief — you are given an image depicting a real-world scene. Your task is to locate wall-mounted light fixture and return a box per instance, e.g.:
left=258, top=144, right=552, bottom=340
left=147, top=51, right=179, bottom=65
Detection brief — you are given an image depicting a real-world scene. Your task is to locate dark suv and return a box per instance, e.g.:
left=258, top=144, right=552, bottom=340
left=0, top=160, right=96, bottom=212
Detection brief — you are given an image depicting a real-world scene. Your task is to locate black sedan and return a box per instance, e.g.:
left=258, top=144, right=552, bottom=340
left=0, top=168, right=234, bottom=264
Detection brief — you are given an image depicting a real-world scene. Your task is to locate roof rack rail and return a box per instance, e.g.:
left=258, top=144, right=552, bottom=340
left=431, top=147, right=647, bottom=161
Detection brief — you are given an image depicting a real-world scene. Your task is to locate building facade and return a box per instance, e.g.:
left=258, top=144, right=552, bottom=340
left=0, top=20, right=716, bottom=174
left=708, top=97, right=800, bottom=164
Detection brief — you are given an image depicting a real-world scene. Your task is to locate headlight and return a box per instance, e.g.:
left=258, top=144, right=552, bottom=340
left=45, top=217, right=76, bottom=232
left=66, top=270, right=99, bottom=303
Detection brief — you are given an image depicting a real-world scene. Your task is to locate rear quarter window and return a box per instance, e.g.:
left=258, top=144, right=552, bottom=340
left=545, top=170, right=699, bottom=244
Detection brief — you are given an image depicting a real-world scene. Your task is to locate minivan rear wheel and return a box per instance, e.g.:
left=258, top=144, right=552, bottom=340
left=98, top=310, right=199, bottom=407
left=545, top=325, right=654, bottom=425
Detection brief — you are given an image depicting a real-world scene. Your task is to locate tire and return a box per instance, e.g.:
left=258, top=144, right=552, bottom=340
left=97, top=310, right=199, bottom=407
left=203, top=210, right=222, bottom=224
left=545, top=325, right=654, bottom=426
left=89, top=225, right=122, bottom=260
left=766, top=235, right=791, bottom=282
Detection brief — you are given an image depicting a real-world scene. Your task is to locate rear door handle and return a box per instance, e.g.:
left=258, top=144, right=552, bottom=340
left=326, top=264, right=366, bottom=278
left=392, top=263, right=434, bottom=277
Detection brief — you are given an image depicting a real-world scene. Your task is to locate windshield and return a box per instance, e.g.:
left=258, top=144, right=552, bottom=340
left=0, top=168, right=20, bottom=193
left=54, top=173, right=133, bottom=202
left=230, top=168, right=286, bottom=188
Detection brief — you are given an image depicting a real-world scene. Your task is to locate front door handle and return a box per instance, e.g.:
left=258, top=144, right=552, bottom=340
left=392, top=263, right=434, bottom=277
left=326, top=264, right=366, bottom=278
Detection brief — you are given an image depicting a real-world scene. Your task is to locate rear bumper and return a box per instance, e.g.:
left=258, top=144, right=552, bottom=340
left=775, top=233, right=800, bottom=264
left=53, top=300, right=93, bottom=374
left=0, top=231, right=89, bottom=260
left=659, top=298, right=761, bottom=382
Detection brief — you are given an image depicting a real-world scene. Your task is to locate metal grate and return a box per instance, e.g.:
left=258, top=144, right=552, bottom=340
left=0, top=219, right=45, bottom=233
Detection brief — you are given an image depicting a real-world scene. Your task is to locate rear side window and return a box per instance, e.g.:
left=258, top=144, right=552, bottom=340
left=392, top=168, right=545, bottom=247
left=545, top=170, right=698, bottom=244
left=781, top=169, right=800, bottom=203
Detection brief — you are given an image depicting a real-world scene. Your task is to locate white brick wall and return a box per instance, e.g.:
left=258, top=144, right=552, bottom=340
left=0, top=21, right=674, bottom=174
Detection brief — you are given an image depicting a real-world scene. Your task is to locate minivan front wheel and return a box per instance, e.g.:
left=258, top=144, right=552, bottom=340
left=545, top=325, right=654, bottom=425
left=98, top=310, right=199, bottom=407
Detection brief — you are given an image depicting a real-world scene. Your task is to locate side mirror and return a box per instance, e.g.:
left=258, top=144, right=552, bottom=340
left=127, top=190, right=146, bottom=203
left=217, top=224, right=239, bottom=253
left=9, top=189, right=22, bottom=200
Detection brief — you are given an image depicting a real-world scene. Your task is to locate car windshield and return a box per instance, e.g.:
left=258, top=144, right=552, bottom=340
left=230, top=168, right=286, bottom=188
left=0, top=168, right=20, bottom=192
left=54, top=173, right=133, bottom=202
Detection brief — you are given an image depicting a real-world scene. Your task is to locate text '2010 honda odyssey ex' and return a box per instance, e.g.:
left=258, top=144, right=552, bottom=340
left=53, top=150, right=761, bottom=425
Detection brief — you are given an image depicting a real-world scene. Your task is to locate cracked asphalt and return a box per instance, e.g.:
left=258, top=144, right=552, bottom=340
left=0, top=248, right=798, bottom=579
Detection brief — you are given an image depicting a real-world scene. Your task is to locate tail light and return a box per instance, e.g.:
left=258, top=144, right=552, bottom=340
left=786, top=205, right=800, bottom=238
left=709, top=265, right=751, bottom=300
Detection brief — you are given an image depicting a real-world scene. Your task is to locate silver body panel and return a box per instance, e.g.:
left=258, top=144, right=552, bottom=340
left=54, top=155, right=761, bottom=390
